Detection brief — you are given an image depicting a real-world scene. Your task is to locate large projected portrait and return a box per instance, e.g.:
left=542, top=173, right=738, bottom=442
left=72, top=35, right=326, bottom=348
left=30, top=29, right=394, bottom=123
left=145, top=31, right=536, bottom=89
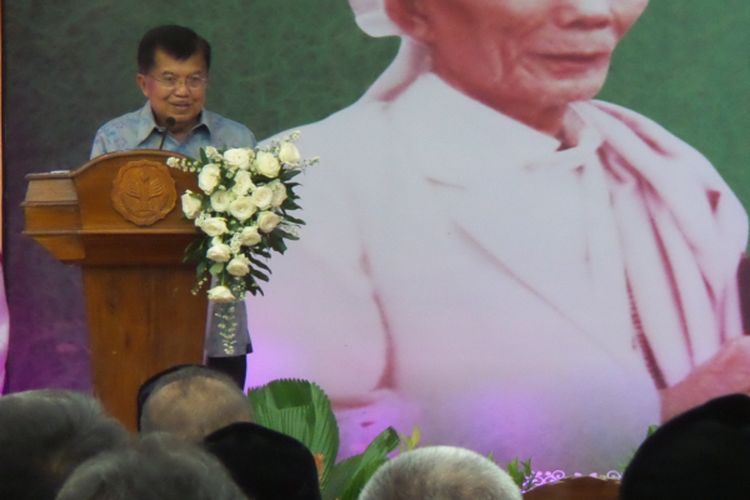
left=247, top=0, right=749, bottom=470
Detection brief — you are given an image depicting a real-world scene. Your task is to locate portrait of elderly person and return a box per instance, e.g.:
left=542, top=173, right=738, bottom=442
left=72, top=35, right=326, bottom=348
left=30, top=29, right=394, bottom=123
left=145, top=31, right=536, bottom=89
left=247, top=0, right=749, bottom=471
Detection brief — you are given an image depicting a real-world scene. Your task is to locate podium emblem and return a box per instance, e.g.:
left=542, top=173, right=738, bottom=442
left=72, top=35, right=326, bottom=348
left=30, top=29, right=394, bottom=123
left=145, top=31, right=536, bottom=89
left=111, top=160, right=177, bottom=226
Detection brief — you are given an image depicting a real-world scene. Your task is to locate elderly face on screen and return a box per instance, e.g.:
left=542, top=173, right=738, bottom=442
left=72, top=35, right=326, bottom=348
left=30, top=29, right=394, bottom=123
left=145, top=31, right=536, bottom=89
left=359, top=0, right=649, bottom=135
left=249, top=0, right=748, bottom=473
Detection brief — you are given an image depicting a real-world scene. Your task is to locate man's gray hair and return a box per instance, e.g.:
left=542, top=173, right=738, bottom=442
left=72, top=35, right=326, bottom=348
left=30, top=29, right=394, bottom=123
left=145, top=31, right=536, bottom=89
left=359, top=446, right=522, bottom=500
left=56, top=433, right=248, bottom=500
left=140, top=366, right=252, bottom=442
left=0, top=389, right=130, bottom=500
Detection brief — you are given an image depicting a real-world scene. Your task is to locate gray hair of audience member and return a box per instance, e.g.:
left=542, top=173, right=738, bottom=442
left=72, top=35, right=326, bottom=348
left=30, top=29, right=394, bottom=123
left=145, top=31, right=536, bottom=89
left=140, top=365, right=252, bottom=442
left=359, top=446, right=522, bottom=500
left=0, top=389, right=131, bottom=500
left=56, top=433, right=248, bottom=500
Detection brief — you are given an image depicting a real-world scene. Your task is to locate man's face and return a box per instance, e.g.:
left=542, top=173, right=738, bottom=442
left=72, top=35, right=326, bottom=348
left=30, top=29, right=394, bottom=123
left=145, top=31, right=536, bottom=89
left=402, top=0, right=649, bottom=114
left=137, top=49, right=208, bottom=132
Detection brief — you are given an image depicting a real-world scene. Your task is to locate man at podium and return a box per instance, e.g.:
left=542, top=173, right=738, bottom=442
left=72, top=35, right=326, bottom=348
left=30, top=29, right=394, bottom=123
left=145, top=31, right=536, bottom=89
left=90, top=25, right=255, bottom=159
left=90, top=25, right=254, bottom=388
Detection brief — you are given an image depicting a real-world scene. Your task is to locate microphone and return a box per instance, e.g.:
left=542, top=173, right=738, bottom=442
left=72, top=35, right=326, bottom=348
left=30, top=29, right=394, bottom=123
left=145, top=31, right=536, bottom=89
left=158, top=117, right=177, bottom=150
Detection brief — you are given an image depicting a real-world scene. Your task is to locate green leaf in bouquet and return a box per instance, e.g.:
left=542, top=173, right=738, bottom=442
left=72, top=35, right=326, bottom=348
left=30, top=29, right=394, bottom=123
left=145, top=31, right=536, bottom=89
left=280, top=168, right=303, bottom=181
left=246, top=280, right=264, bottom=296
left=277, top=229, right=300, bottom=241
left=250, top=268, right=270, bottom=282
left=184, top=237, right=206, bottom=263
left=200, top=148, right=209, bottom=164
left=209, top=262, right=224, bottom=276
left=251, top=247, right=271, bottom=259
left=283, top=199, right=302, bottom=210
left=323, top=427, right=400, bottom=500
left=247, top=379, right=340, bottom=488
left=268, top=234, right=288, bottom=254
left=196, top=260, right=208, bottom=279
left=247, top=255, right=271, bottom=273
left=284, top=215, right=306, bottom=226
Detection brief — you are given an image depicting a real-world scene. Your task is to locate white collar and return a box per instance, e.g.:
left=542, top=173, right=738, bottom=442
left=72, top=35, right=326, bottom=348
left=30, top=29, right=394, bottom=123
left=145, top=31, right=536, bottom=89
left=385, top=72, right=604, bottom=173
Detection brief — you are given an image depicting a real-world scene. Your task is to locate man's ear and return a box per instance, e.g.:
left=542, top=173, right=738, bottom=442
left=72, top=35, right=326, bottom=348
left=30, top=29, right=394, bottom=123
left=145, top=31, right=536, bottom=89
left=136, top=73, right=149, bottom=98
left=384, top=0, right=432, bottom=42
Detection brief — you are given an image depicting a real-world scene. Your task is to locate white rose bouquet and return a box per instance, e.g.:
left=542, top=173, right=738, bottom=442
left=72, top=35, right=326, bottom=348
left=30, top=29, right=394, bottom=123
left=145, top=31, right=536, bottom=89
left=167, top=132, right=315, bottom=302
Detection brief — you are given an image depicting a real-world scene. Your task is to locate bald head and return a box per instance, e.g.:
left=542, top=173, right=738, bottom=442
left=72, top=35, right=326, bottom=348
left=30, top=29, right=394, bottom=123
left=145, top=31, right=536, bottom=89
left=140, top=368, right=252, bottom=442
left=360, top=446, right=522, bottom=500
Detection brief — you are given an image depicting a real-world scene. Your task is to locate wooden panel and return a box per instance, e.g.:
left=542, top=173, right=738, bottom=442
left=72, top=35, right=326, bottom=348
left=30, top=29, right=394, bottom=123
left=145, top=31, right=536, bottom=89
left=23, top=175, right=77, bottom=205
left=523, top=477, right=620, bottom=500
left=23, top=205, right=80, bottom=233
left=74, top=151, right=198, bottom=231
left=24, top=151, right=208, bottom=429
left=77, top=233, right=198, bottom=266
left=27, top=235, right=85, bottom=262
left=82, top=266, right=207, bottom=429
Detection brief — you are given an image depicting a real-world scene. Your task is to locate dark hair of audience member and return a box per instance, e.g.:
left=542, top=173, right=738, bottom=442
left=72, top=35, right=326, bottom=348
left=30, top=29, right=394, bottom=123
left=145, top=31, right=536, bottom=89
left=204, top=422, right=322, bottom=500
left=0, top=389, right=130, bottom=500
left=620, top=393, right=750, bottom=500
left=56, top=432, right=248, bottom=500
left=139, top=364, right=253, bottom=441
left=137, top=24, right=211, bottom=74
left=359, top=445, right=522, bottom=500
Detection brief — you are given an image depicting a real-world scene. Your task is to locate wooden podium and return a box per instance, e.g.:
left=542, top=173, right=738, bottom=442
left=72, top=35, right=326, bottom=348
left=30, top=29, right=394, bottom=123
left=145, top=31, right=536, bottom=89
left=23, top=150, right=207, bottom=429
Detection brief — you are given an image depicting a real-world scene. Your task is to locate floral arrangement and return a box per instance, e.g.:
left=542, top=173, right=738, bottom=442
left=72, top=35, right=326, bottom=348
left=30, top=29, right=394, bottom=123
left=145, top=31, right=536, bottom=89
left=167, top=132, right=315, bottom=302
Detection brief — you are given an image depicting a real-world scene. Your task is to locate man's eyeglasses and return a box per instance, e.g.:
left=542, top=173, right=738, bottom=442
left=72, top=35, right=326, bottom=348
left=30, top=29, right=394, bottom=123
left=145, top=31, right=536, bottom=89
left=149, top=74, right=208, bottom=90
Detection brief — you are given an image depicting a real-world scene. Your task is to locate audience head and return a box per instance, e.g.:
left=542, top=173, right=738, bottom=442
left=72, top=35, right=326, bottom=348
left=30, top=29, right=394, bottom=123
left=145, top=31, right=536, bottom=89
left=620, top=393, right=750, bottom=500
left=204, top=422, right=321, bottom=500
left=359, top=445, right=522, bottom=500
left=0, top=389, right=130, bottom=500
left=139, top=364, right=253, bottom=442
left=56, top=432, right=247, bottom=500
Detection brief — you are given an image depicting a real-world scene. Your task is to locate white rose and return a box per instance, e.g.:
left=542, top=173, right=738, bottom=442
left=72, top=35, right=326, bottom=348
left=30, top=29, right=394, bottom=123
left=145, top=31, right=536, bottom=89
left=198, top=163, right=222, bottom=194
left=210, top=190, right=235, bottom=213
left=268, top=181, right=288, bottom=208
left=180, top=191, right=203, bottom=219
left=250, top=185, right=273, bottom=210
left=226, top=255, right=251, bottom=277
left=228, top=196, right=257, bottom=222
left=204, top=146, right=222, bottom=161
left=206, top=243, right=232, bottom=263
left=198, top=217, right=228, bottom=237
left=232, top=170, right=255, bottom=196
left=224, top=148, right=253, bottom=170
left=278, top=141, right=301, bottom=165
left=254, top=151, right=281, bottom=178
left=239, top=226, right=262, bottom=246
left=257, top=211, right=282, bottom=233
left=207, top=285, right=235, bottom=303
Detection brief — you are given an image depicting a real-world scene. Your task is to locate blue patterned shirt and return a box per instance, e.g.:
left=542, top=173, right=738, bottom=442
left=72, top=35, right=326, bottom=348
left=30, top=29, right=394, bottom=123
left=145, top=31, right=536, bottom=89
left=90, top=102, right=256, bottom=357
left=90, top=102, right=256, bottom=159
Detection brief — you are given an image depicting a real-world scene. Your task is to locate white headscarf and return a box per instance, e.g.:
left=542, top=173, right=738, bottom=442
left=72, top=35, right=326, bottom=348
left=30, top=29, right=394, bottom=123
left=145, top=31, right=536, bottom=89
left=349, top=0, right=402, bottom=37
left=348, top=0, right=430, bottom=101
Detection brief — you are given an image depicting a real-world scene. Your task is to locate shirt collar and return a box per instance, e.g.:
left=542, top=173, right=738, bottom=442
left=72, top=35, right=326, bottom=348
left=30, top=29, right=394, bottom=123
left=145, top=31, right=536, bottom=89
left=135, top=101, right=211, bottom=144
left=392, top=73, right=603, bottom=169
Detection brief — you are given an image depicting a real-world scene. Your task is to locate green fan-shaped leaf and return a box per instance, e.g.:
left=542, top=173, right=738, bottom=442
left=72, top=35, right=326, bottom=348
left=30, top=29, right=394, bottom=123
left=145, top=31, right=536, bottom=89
left=247, top=379, right=339, bottom=487
left=323, top=427, right=400, bottom=500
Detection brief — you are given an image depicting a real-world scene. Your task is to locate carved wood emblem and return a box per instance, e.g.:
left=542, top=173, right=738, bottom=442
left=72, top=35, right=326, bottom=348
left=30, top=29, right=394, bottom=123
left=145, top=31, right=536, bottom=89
left=111, top=160, right=177, bottom=226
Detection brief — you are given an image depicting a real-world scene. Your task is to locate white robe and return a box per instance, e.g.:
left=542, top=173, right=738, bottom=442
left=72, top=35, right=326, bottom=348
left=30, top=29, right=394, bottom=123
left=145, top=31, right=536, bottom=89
left=247, top=73, right=747, bottom=471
